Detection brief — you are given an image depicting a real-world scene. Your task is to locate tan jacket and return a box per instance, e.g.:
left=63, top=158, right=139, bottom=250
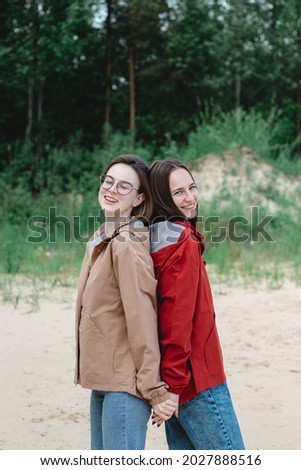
left=74, top=221, right=168, bottom=405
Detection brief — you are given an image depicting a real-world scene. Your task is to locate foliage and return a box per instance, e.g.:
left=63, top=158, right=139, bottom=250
left=181, top=107, right=295, bottom=163
left=1, top=0, right=301, bottom=162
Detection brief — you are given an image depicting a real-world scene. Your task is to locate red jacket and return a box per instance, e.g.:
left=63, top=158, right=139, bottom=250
left=150, top=220, right=226, bottom=404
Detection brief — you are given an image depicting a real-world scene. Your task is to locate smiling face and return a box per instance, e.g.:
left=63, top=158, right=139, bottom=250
left=169, top=167, right=198, bottom=219
left=98, top=163, right=145, bottom=218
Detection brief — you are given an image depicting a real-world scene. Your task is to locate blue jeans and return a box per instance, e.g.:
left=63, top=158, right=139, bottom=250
left=165, top=382, right=245, bottom=450
left=90, top=390, right=151, bottom=450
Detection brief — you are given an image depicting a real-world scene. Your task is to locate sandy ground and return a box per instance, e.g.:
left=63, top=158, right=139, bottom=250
left=0, top=278, right=301, bottom=450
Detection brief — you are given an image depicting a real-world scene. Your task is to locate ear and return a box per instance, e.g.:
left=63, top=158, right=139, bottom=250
left=132, top=192, right=145, bottom=207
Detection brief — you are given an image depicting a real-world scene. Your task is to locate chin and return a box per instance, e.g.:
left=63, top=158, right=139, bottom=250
left=183, top=210, right=196, bottom=219
left=102, top=206, right=118, bottom=217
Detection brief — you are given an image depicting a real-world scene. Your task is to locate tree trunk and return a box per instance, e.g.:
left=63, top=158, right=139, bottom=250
left=296, top=65, right=301, bottom=157
left=296, top=1, right=301, bottom=156
left=129, top=45, right=135, bottom=147
left=25, top=0, right=38, bottom=139
left=297, top=83, right=301, bottom=138
left=235, top=68, right=241, bottom=110
left=25, top=78, right=34, bottom=138
left=37, top=81, right=43, bottom=161
left=104, top=0, right=112, bottom=129
left=271, top=0, right=278, bottom=33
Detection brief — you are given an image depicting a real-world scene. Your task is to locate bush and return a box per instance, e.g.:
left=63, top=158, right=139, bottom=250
left=181, top=108, right=298, bottom=167
left=0, top=178, right=33, bottom=225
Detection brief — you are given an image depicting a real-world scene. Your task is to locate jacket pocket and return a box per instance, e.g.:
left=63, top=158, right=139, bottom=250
left=79, top=311, right=114, bottom=384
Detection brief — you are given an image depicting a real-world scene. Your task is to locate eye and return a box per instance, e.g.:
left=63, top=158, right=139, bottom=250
left=119, top=183, right=131, bottom=190
left=173, top=190, right=183, bottom=196
left=190, top=184, right=198, bottom=191
left=104, top=176, right=114, bottom=183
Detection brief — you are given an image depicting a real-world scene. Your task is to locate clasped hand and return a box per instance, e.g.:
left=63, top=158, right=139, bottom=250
left=152, top=392, right=179, bottom=427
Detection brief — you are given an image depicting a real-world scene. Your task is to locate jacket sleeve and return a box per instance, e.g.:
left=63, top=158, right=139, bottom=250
left=112, top=231, right=168, bottom=405
left=157, top=233, right=200, bottom=395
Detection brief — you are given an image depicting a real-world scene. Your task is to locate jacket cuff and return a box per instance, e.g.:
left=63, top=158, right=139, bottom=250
left=149, top=387, right=169, bottom=405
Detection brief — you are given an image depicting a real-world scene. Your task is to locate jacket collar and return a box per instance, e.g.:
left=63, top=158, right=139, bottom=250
left=173, top=219, right=205, bottom=254
left=89, top=217, right=146, bottom=268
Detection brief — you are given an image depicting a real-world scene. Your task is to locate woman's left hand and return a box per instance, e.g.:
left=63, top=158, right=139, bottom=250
left=152, top=392, right=179, bottom=426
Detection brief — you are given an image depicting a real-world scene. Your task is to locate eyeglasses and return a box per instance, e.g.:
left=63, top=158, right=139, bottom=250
left=99, top=175, right=139, bottom=196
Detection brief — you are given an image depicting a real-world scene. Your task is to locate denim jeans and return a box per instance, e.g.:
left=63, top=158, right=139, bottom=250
left=90, top=390, right=151, bottom=450
left=165, top=382, right=245, bottom=450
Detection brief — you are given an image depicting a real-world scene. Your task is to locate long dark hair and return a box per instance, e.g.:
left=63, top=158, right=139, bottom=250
left=101, top=154, right=153, bottom=220
left=149, top=158, right=197, bottom=227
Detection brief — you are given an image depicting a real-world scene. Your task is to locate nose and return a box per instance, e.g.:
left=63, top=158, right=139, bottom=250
left=108, top=181, right=118, bottom=193
left=184, top=190, right=195, bottom=201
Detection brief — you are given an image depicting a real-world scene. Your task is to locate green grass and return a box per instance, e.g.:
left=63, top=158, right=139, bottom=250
left=199, top=193, right=301, bottom=287
left=0, top=188, right=300, bottom=309
left=0, top=190, right=101, bottom=276
left=1, top=108, right=301, bottom=306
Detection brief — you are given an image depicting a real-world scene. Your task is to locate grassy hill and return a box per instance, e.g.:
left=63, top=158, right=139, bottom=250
left=190, top=147, right=301, bottom=287
left=0, top=137, right=301, bottom=308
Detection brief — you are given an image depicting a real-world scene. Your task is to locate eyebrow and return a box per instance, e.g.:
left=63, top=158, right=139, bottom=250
left=105, top=175, right=133, bottom=185
left=172, top=186, right=184, bottom=193
left=172, top=182, right=196, bottom=193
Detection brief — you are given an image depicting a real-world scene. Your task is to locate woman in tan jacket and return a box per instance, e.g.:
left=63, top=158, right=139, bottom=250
left=75, top=155, right=176, bottom=450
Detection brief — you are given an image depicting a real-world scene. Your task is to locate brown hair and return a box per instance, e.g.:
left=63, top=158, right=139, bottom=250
left=149, top=158, right=197, bottom=227
left=102, top=154, right=153, bottom=220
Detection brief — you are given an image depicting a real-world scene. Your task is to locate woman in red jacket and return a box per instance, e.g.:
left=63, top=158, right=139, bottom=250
left=149, top=159, right=245, bottom=450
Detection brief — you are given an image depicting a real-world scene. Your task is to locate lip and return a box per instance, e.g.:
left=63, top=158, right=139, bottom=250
left=104, top=195, right=118, bottom=203
left=182, top=204, right=196, bottom=210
